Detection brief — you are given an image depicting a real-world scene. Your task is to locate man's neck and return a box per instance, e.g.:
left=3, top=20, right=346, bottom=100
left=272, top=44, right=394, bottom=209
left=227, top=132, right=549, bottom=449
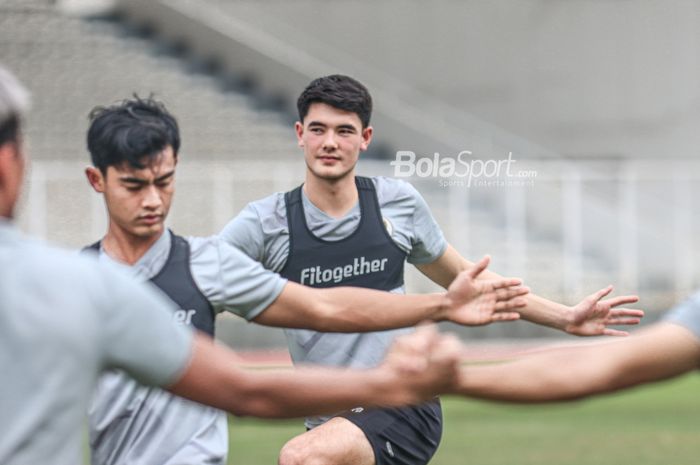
left=101, top=225, right=164, bottom=265
left=303, top=172, right=358, bottom=219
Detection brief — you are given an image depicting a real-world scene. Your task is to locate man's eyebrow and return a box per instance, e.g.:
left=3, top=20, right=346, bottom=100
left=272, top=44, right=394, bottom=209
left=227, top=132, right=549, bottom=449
left=154, top=171, right=175, bottom=182
left=118, top=170, right=175, bottom=184
left=119, top=176, right=147, bottom=184
left=307, top=121, right=357, bottom=131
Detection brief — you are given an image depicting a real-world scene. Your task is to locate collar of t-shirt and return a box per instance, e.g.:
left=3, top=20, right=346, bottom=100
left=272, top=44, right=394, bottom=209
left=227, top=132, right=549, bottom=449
left=299, top=188, right=361, bottom=239
left=97, top=230, right=171, bottom=281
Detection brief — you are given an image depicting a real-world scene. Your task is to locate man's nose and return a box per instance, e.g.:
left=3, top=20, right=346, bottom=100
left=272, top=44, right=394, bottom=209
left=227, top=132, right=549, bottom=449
left=322, top=131, right=339, bottom=151
left=142, top=185, right=162, bottom=209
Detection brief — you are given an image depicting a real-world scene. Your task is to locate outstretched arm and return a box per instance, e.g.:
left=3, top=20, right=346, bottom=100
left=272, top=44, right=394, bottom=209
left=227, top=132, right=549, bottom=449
left=454, top=322, right=700, bottom=403
left=253, top=255, right=528, bottom=331
left=168, top=326, right=461, bottom=418
left=416, top=244, right=644, bottom=336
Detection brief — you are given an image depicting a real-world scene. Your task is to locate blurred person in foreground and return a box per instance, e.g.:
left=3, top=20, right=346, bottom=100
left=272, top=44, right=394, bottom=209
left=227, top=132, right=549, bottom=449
left=454, top=293, right=700, bottom=402
left=82, top=95, right=530, bottom=465
left=220, top=74, right=646, bottom=465
left=0, top=65, right=469, bottom=465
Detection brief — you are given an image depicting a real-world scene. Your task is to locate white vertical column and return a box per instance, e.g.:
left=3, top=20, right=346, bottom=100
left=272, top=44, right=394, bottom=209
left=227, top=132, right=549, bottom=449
left=449, top=179, right=469, bottom=259
left=673, top=165, right=693, bottom=298
left=618, top=165, right=638, bottom=292
left=505, top=184, right=526, bottom=277
left=271, top=161, right=291, bottom=193
left=27, top=163, right=47, bottom=239
left=212, top=162, right=234, bottom=231
left=562, top=168, right=582, bottom=298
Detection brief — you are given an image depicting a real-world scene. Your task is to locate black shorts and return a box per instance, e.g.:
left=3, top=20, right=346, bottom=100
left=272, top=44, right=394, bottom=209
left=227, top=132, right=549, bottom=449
left=336, top=398, right=442, bottom=465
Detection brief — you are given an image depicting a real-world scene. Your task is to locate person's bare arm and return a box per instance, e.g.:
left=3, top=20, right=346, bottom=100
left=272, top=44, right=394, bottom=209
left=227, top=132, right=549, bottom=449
left=416, top=244, right=644, bottom=336
left=253, top=255, right=528, bottom=331
left=167, top=326, right=460, bottom=418
left=454, top=322, right=700, bottom=403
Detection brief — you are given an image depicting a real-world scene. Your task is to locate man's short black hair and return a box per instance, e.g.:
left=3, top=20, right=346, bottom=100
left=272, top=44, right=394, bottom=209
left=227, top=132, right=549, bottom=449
left=87, top=96, right=180, bottom=174
left=0, top=65, right=30, bottom=148
left=297, top=75, right=372, bottom=128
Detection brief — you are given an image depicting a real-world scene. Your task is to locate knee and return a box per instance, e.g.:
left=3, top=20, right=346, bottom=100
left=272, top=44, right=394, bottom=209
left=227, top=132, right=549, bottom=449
left=278, top=438, right=320, bottom=465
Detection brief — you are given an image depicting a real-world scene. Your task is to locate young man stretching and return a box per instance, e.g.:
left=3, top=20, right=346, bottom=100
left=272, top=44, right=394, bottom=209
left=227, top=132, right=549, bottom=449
left=83, top=96, right=528, bottom=465
left=220, top=75, right=645, bottom=465
left=0, top=64, right=465, bottom=465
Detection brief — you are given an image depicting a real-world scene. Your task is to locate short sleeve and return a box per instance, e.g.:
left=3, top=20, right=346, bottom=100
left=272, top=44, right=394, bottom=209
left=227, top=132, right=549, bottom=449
left=376, top=178, right=447, bottom=264
left=219, top=193, right=291, bottom=272
left=219, top=202, right=267, bottom=262
left=96, top=265, right=194, bottom=387
left=189, top=236, right=287, bottom=321
left=663, top=291, right=700, bottom=340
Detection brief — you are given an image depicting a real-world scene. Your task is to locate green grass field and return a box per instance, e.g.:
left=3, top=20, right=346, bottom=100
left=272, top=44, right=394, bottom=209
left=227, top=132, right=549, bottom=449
left=227, top=373, right=700, bottom=465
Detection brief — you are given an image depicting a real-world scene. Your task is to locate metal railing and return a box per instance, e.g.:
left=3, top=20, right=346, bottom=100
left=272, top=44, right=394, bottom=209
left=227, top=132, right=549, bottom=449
left=18, top=157, right=700, bottom=311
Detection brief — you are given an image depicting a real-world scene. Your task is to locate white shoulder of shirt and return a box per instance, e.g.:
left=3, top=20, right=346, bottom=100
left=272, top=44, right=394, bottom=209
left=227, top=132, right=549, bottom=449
left=245, top=191, right=286, bottom=215
left=371, top=176, right=419, bottom=203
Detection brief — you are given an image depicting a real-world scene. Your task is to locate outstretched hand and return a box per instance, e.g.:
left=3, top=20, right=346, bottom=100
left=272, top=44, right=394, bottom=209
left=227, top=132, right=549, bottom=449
left=566, top=285, right=644, bottom=336
left=444, top=256, right=529, bottom=326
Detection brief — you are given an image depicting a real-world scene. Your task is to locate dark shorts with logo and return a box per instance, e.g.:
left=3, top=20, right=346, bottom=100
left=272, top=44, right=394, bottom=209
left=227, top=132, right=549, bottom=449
left=336, top=398, right=442, bottom=465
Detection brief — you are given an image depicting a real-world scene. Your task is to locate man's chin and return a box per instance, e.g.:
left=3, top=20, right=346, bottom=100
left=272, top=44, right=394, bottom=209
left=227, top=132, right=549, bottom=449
left=311, top=167, right=354, bottom=182
left=131, top=224, right=165, bottom=240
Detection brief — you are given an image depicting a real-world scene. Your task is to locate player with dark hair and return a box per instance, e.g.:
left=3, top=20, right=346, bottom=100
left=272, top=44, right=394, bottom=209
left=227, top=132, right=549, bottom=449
left=296, top=74, right=373, bottom=128
left=220, top=74, right=645, bottom=465
left=0, top=65, right=466, bottom=465
left=87, top=96, right=181, bottom=174
left=82, top=95, right=529, bottom=465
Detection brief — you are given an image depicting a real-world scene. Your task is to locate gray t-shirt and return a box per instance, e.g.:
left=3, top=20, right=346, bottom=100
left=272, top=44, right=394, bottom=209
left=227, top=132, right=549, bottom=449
left=89, top=231, right=287, bottom=465
left=663, top=291, right=700, bottom=340
left=220, top=176, right=447, bottom=427
left=0, top=220, right=193, bottom=465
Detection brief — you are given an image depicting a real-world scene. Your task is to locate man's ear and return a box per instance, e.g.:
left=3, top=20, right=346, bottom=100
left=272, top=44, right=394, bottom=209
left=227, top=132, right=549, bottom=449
left=85, top=166, right=105, bottom=193
left=360, top=125, right=373, bottom=152
left=295, top=121, right=304, bottom=148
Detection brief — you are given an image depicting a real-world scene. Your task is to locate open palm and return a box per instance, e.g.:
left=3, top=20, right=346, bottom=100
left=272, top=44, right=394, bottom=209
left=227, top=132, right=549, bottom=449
left=445, top=256, right=529, bottom=326
left=566, top=285, right=644, bottom=336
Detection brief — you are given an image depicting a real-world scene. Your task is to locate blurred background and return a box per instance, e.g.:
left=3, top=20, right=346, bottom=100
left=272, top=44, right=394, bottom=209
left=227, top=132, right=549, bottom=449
left=3, top=0, right=700, bottom=348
